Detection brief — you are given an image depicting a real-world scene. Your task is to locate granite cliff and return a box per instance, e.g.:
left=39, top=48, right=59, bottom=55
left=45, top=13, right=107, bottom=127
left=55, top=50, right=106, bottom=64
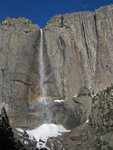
left=44, top=4, right=113, bottom=99
left=0, top=4, right=113, bottom=150
left=0, top=17, right=41, bottom=127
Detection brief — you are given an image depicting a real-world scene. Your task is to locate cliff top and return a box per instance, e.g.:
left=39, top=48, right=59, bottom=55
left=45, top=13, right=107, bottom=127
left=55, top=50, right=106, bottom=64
left=0, top=4, right=113, bottom=29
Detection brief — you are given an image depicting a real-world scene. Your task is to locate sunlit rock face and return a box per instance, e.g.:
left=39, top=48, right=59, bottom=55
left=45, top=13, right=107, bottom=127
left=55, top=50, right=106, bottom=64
left=0, top=17, right=40, bottom=127
left=44, top=4, right=113, bottom=100
left=0, top=4, right=113, bottom=129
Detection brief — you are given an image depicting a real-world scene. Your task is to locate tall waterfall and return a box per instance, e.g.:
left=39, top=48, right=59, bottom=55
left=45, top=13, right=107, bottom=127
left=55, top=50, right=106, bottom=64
left=39, top=29, right=46, bottom=99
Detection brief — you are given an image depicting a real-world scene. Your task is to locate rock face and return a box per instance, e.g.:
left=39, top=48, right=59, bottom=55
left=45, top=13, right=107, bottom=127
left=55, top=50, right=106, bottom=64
left=44, top=4, right=113, bottom=100
left=0, top=4, right=113, bottom=130
left=0, top=17, right=40, bottom=127
left=47, top=86, right=113, bottom=150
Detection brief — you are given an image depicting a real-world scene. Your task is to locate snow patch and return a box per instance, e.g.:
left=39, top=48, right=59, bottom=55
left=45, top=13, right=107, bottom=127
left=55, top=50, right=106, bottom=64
left=26, top=123, right=70, bottom=149
left=24, top=141, right=29, bottom=145
left=18, top=133, right=22, bottom=136
left=54, top=99, right=64, bottom=103
left=86, top=119, right=89, bottom=123
left=73, top=95, right=78, bottom=98
left=91, top=94, right=96, bottom=98
left=16, top=128, right=24, bottom=133
left=91, top=95, right=94, bottom=97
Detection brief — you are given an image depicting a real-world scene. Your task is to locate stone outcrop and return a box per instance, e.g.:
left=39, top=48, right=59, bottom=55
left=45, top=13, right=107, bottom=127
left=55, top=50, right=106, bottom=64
left=47, top=121, right=113, bottom=150
left=46, top=86, right=113, bottom=150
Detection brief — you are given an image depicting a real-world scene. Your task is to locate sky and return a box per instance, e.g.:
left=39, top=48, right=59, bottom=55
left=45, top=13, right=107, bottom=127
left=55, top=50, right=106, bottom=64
left=0, top=0, right=113, bottom=27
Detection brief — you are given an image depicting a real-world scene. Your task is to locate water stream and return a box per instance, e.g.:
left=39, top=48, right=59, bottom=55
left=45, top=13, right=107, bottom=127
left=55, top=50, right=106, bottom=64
left=39, top=29, right=46, bottom=100
left=39, top=29, right=49, bottom=122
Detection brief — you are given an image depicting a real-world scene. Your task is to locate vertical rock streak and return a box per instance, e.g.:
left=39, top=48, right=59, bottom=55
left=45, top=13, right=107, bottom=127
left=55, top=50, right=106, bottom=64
left=39, top=29, right=46, bottom=98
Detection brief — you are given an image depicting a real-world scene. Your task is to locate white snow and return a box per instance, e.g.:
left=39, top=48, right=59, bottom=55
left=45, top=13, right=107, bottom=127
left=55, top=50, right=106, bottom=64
left=85, top=119, right=89, bottom=123
left=54, top=99, right=64, bottom=103
left=16, top=128, right=24, bottom=133
left=73, top=95, right=78, bottom=98
left=18, top=133, right=22, bottom=136
left=24, top=141, right=29, bottom=145
left=91, top=93, right=97, bottom=98
left=91, top=95, right=94, bottom=97
left=16, top=123, right=70, bottom=149
left=26, top=123, right=70, bottom=149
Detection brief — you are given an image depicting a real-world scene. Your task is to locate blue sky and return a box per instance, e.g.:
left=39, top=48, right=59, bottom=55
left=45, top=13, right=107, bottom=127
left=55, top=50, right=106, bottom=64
left=0, top=0, right=113, bottom=27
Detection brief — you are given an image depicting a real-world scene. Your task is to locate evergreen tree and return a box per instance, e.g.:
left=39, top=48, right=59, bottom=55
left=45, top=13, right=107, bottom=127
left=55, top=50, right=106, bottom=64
left=0, top=107, right=25, bottom=150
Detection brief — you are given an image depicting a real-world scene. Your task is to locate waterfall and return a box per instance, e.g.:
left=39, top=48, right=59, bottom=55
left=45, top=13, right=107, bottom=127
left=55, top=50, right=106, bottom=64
left=39, top=29, right=46, bottom=99
left=39, top=29, right=52, bottom=123
left=39, top=29, right=49, bottom=122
